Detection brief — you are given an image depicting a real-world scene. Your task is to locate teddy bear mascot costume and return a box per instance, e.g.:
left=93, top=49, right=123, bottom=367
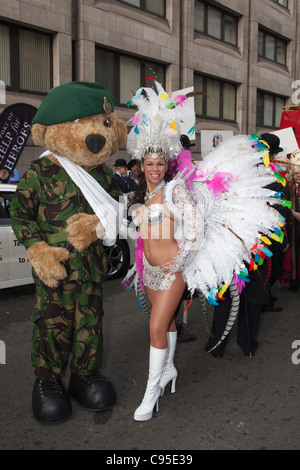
left=10, top=81, right=127, bottom=423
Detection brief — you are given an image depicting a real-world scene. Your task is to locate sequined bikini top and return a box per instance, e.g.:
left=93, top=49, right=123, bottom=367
left=142, top=203, right=165, bottom=226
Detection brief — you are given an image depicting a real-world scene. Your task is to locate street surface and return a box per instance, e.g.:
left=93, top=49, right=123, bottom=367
left=0, top=278, right=300, bottom=451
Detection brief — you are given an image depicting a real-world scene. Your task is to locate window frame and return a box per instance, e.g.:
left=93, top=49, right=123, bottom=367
left=258, top=28, right=288, bottom=67
left=0, top=21, right=52, bottom=95
left=194, top=0, right=238, bottom=47
left=194, top=73, right=237, bottom=123
left=116, top=0, right=166, bottom=18
left=256, top=89, right=285, bottom=129
left=95, top=47, right=166, bottom=106
left=272, top=0, right=288, bottom=8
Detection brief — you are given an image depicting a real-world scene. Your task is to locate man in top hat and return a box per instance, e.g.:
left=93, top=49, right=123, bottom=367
left=113, top=158, right=135, bottom=193
left=281, top=149, right=300, bottom=291
left=260, top=133, right=283, bottom=156
left=204, top=133, right=286, bottom=357
left=260, top=133, right=290, bottom=311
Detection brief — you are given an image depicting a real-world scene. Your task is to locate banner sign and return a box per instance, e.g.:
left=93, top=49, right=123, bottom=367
left=201, top=130, right=233, bottom=157
left=0, top=103, right=37, bottom=182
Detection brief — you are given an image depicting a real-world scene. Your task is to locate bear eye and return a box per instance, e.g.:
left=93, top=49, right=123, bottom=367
left=104, top=118, right=111, bottom=127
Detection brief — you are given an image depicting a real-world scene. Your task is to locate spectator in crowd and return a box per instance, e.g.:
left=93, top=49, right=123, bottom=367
left=113, top=158, right=134, bottom=193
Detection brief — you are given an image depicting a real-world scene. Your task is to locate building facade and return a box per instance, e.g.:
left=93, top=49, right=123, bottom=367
left=0, top=0, right=299, bottom=174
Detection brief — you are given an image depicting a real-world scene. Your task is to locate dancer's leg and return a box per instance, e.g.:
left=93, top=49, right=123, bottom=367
left=147, top=273, right=186, bottom=349
left=134, top=274, right=186, bottom=420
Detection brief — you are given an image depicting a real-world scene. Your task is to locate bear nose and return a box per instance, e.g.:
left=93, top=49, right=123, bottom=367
left=85, top=134, right=106, bottom=154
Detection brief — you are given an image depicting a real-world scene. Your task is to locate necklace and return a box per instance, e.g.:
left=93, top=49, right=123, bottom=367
left=144, top=180, right=165, bottom=204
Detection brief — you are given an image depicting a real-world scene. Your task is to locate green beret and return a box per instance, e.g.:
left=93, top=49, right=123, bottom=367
left=32, top=81, right=116, bottom=125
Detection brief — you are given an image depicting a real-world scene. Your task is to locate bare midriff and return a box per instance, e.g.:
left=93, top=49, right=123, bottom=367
left=140, top=207, right=179, bottom=267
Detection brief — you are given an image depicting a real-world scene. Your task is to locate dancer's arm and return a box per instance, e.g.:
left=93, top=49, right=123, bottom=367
left=162, top=183, right=204, bottom=273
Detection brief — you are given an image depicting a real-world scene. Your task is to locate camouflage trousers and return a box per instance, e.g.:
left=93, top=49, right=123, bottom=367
left=31, top=276, right=104, bottom=381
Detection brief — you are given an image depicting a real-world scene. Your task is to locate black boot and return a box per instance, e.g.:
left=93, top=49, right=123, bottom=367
left=32, top=377, right=72, bottom=424
left=68, top=372, right=116, bottom=411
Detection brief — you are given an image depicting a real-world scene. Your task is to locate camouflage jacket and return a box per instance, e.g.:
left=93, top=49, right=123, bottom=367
left=10, top=156, right=121, bottom=282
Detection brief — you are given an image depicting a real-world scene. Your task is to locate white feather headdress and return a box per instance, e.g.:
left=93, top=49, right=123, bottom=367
left=126, top=80, right=195, bottom=161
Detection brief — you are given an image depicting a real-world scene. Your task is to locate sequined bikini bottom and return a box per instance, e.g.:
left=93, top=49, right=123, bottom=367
left=142, top=254, right=176, bottom=291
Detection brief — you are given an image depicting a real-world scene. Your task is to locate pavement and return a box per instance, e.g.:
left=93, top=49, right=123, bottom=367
left=0, top=278, right=300, bottom=451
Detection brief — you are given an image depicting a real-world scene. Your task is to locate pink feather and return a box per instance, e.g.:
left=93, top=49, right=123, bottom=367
left=135, top=232, right=145, bottom=293
left=132, top=115, right=139, bottom=125
left=234, top=272, right=245, bottom=294
left=206, top=172, right=233, bottom=197
left=167, top=158, right=177, bottom=178
left=175, top=150, right=196, bottom=190
left=174, top=95, right=187, bottom=106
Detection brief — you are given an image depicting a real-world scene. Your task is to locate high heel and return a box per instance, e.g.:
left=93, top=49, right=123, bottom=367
left=160, top=367, right=178, bottom=396
left=159, top=331, right=178, bottom=396
left=134, top=346, right=168, bottom=421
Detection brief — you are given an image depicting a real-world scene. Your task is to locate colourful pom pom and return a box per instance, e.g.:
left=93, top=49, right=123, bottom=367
left=263, top=152, right=270, bottom=167
left=132, top=115, right=139, bottom=125
left=207, top=296, right=219, bottom=305
left=271, top=233, right=281, bottom=242
left=237, top=274, right=250, bottom=283
left=250, top=241, right=258, bottom=251
left=259, top=140, right=270, bottom=149
left=188, top=125, right=195, bottom=136
left=166, top=102, right=175, bottom=109
left=218, top=284, right=228, bottom=298
left=261, top=246, right=273, bottom=257
left=260, top=235, right=272, bottom=245
left=281, top=199, right=292, bottom=209
left=254, top=253, right=260, bottom=263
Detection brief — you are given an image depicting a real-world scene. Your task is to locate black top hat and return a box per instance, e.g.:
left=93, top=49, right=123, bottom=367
left=113, top=158, right=128, bottom=167
left=260, top=133, right=283, bottom=154
left=180, top=134, right=195, bottom=149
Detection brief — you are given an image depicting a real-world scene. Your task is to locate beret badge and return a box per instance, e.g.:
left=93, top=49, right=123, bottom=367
left=103, top=97, right=112, bottom=114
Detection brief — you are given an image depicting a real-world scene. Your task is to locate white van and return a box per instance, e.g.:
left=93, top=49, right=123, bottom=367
left=0, top=184, right=135, bottom=289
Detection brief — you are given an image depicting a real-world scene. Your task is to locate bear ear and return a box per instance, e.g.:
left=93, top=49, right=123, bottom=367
left=31, top=123, right=47, bottom=147
left=116, top=119, right=127, bottom=146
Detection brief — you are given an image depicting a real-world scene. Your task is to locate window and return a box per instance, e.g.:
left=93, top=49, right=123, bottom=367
left=95, top=48, right=165, bottom=105
left=118, top=0, right=165, bottom=16
left=194, top=0, right=238, bottom=47
left=0, top=22, right=51, bottom=93
left=273, top=0, right=288, bottom=7
left=256, top=90, right=285, bottom=128
left=194, top=74, right=236, bottom=122
left=258, top=29, right=287, bottom=66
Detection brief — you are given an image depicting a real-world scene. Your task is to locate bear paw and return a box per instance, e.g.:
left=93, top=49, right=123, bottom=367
left=27, top=241, right=69, bottom=288
left=66, top=213, right=103, bottom=251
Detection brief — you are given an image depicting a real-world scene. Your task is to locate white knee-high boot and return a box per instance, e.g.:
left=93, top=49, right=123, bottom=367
left=134, top=346, right=168, bottom=421
left=159, top=331, right=178, bottom=396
